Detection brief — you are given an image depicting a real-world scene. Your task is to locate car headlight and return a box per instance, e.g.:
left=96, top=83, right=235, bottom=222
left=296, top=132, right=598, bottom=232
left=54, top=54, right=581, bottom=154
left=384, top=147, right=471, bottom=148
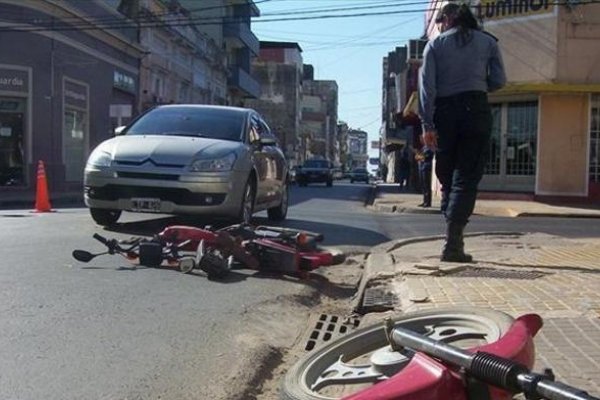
left=189, top=153, right=237, bottom=172
left=86, top=149, right=112, bottom=167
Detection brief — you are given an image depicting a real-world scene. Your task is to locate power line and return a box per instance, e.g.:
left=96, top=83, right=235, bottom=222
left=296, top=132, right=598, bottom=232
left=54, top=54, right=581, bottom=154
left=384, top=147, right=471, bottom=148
left=0, top=0, right=593, bottom=33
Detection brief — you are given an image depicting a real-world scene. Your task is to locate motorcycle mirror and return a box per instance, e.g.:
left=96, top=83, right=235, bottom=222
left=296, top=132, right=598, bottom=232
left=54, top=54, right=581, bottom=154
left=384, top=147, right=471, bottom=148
left=72, top=250, right=95, bottom=262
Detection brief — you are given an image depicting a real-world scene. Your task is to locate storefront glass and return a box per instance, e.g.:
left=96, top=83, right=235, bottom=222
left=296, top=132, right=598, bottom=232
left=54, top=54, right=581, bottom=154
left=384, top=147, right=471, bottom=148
left=63, top=109, right=86, bottom=181
left=0, top=98, right=26, bottom=186
left=506, top=101, right=537, bottom=176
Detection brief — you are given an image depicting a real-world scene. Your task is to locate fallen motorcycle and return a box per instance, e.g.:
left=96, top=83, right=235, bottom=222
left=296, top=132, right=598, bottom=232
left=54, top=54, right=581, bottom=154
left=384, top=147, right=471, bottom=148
left=72, top=224, right=344, bottom=279
left=281, top=307, right=599, bottom=400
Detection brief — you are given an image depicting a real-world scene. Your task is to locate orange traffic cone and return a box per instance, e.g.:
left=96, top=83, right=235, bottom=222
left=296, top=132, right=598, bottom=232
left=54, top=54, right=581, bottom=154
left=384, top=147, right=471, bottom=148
left=34, top=160, right=52, bottom=212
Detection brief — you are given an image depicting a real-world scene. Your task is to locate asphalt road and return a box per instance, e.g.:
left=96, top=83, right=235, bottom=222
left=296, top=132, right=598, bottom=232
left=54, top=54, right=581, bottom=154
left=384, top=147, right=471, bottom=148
left=1, top=181, right=599, bottom=399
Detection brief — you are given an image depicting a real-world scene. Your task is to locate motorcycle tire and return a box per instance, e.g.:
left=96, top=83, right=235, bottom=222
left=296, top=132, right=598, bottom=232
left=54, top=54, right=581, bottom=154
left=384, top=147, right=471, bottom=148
left=281, top=307, right=514, bottom=400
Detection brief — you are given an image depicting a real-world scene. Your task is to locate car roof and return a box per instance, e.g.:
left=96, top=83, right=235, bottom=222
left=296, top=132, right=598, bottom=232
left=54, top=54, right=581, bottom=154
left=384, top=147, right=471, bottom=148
left=156, top=104, right=254, bottom=116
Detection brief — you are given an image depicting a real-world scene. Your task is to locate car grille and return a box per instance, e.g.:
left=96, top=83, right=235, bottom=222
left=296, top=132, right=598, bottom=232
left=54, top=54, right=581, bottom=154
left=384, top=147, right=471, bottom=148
left=115, top=160, right=185, bottom=168
left=85, top=185, right=226, bottom=206
left=116, top=171, right=180, bottom=181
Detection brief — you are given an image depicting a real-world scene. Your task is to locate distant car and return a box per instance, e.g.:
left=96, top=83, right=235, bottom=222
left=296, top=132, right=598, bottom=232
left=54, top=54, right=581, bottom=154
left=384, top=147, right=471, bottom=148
left=83, top=104, right=289, bottom=226
left=332, top=168, right=343, bottom=180
left=349, top=167, right=370, bottom=184
left=296, top=159, right=334, bottom=187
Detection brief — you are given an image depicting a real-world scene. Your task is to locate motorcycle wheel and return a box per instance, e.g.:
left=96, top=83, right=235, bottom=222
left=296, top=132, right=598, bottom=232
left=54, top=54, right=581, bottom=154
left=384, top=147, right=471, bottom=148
left=281, top=307, right=514, bottom=400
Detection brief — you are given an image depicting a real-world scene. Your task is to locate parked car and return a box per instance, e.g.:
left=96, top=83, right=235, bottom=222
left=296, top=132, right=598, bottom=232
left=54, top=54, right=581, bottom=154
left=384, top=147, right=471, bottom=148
left=349, top=167, right=370, bottom=184
left=296, top=159, right=334, bottom=187
left=83, top=105, right=289, bottom=226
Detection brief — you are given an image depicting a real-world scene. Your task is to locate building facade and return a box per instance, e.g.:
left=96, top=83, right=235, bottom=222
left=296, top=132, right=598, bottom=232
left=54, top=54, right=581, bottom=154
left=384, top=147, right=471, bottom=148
left=181, top=0, right=260, bottom=106
left=137, top=0, right=229, bottom=110
left=347, top=129, right=369, bottom=170
left=245, top=41, right=303, bottom=165
left=302, top=76, right=339, bottom=162
left=424, top=0, right=600, bottom=201
left=0, top=0, right=143, bottom=200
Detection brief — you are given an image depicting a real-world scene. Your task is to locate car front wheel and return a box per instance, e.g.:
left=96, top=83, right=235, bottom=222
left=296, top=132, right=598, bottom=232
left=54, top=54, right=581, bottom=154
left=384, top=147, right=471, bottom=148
left=90, top=208, right=121, bottom=226
left=268, top=183, right=289, bottom=221
left=238, top=179, right=255, bottom=224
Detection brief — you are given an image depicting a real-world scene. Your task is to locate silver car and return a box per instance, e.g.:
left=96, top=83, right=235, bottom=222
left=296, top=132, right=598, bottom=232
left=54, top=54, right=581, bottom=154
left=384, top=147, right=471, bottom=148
left=84, top=105, right=289, bottom=226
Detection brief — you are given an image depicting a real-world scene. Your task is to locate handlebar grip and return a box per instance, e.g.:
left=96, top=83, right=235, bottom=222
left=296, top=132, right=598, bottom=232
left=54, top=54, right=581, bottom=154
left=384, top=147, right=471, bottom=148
left=93, top=233, right=109, bottom=245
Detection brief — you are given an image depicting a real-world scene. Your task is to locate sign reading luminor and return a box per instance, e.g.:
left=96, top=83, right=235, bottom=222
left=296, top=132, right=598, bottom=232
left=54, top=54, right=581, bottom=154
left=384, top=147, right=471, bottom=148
left=475, top=0, right=554, bottom=20
left=0, top=68, right=29, bottom=93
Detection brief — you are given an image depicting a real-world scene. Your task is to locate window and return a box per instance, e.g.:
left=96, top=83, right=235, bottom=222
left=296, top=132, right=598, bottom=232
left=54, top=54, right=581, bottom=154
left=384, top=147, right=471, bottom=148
left=591, top=94, right=600, bottom=183
left=484, top=100, right=538, bottom=177
left=506, top=101, right=537, bottom=176
left=0, top=98, right=26, bottom=186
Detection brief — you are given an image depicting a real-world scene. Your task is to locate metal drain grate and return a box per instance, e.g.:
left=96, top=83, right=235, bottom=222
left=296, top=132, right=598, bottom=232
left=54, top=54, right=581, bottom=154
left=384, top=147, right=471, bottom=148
left=449, top=267, right=548, bottom=280
left=304, top=314, right=360, bottom=351
left=361, top=287, right=398, bottom=312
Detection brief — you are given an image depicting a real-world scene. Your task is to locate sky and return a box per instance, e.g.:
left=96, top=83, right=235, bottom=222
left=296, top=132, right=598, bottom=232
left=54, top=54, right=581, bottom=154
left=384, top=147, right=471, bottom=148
left=250, top=0, right=427, bottom=159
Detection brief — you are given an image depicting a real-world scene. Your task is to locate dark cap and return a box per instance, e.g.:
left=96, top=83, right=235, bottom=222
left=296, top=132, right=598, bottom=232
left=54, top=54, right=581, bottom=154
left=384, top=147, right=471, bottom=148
left=435, top=3, right=460, bottom=23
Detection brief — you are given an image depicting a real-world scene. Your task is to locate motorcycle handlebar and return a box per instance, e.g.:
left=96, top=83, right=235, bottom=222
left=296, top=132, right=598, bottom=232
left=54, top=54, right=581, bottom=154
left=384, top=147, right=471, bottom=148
left=93, top=233, right=109, bottom=245
left=390, top=326, right=599, bottom=400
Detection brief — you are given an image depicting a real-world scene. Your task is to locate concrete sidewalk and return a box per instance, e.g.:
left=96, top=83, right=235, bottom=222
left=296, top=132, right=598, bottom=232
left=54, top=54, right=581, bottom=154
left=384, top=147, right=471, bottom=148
left=370, top=182, right=600, bottom=218
left=355, top=230, right=600, bottom=396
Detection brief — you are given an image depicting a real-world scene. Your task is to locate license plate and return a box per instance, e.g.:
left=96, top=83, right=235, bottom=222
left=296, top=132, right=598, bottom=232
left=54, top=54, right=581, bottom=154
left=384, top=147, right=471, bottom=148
left=131, top=198, right=161, bottom=212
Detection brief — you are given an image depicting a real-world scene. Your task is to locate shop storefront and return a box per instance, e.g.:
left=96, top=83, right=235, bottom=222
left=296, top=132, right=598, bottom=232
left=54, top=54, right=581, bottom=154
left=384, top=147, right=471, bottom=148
left=0, top=1, right=143, bottom=203
left=0, top=66, right=31, bottom=188
left=424, top=0, right=600, bottom=201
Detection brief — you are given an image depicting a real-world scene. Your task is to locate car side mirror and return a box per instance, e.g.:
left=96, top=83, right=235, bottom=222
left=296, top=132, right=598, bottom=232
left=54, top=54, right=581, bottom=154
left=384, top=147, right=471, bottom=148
left=114, top=126, right=126, bottom=136
left=259, top=137, right=277, bottom=146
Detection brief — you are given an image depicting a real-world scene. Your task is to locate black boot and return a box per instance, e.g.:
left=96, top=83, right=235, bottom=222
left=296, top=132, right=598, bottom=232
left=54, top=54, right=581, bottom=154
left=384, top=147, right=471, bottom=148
left=441, top=222, right=473, bottom=263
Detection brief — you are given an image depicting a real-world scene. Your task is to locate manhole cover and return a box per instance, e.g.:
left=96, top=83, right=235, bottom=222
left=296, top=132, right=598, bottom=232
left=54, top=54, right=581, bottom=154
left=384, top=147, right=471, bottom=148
left=304, top=313, right=360, bottom=352
left=361, top=287, right=398, bottom=312
left=449, top=267, right=548, bottom=280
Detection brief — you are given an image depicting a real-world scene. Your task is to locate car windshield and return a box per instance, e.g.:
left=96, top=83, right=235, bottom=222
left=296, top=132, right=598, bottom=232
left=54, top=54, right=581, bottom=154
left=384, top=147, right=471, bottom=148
left=304, top=160, right=329, bottom=168
left=354, top=168, right=367, bottom=173
left=125, top=106, right=246, bottom=141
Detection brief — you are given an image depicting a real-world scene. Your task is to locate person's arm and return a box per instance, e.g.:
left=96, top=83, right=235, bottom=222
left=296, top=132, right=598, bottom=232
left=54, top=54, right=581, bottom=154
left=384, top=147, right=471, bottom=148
left=487, top=41, right=506, bottom=92
left=419, top=43, right=438, bottom=150
left=419, top=43, right=437, bottom=132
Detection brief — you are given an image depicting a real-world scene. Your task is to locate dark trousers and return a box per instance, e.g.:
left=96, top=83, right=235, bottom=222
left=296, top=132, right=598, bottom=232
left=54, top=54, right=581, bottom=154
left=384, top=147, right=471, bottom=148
left=434, top=91, right=492, bottom=225
left=419, top=167, right=432, bottom=205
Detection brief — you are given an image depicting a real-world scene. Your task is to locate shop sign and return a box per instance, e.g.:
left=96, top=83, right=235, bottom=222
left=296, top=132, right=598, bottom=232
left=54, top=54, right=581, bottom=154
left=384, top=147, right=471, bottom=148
left=64, top=80, right=88, bottom=109
left=475, top=0, right=554, bottom=21
left=114, top=70, right=136, bottom=94
left=0, top=68, right=28, bottom=93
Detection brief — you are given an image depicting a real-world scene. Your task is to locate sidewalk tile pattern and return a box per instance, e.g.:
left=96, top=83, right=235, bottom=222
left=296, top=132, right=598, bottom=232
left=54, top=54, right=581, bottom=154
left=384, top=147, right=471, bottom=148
left=401, top=272, right=600, bottom=396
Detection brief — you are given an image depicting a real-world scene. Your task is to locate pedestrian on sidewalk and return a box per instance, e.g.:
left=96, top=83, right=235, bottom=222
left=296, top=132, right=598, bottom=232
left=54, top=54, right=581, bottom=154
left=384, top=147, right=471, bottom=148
left=415, top=141, right=434, bottom=208
left=418, top=3, right=506, bottom=262
left=397, top=146, right=411, bottom=191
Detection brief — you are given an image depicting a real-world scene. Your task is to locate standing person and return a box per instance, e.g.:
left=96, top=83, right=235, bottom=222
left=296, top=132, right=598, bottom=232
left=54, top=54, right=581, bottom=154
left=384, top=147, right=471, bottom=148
left=397, top=146, right=411, bottom=191
left=418, top=2, right=506, bottom=262
left=416, top=142, right=434, bottom=208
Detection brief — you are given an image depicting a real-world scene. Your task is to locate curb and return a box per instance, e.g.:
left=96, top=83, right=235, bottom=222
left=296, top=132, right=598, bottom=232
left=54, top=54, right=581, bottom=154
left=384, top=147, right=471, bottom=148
left=351, top=231, right=528, bottom=314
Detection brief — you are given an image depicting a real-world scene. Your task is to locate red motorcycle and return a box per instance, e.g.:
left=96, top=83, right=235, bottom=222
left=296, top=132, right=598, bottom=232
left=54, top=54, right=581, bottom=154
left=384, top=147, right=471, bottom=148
left=73, top=224, right=342, bottom=279
left=282, top=308, right=599, bottom=400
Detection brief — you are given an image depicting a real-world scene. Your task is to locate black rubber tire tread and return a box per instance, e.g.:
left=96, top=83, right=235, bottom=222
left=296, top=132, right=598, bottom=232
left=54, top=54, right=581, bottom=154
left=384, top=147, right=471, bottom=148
left=237, top=178, right=255, bottom=224
left=90, top=208, right=121, bottom=226
left=268, top=183, right=289, bottom=221
left=280, top=307, right=514, bottom=400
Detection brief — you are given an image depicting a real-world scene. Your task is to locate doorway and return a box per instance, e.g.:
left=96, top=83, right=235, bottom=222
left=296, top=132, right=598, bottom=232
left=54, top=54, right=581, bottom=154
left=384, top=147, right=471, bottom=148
left=481, top=100, right=538, bottom=192
left=0, top=98, right=26, bottom=186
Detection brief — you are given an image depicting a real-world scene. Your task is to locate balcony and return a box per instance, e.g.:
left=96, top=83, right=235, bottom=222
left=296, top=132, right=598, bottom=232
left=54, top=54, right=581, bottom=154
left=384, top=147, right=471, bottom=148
left=224, top=22, right=259, bottom=56
left=228, top=66, right=260, bottom=98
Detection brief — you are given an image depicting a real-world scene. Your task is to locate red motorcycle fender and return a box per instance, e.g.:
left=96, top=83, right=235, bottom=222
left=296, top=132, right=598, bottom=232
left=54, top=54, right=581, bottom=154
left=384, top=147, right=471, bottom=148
left=342, top=352, right=467, bottom=400
left=158, top=225, right=218, bottom=251
left=342, top=314, right=542, bottom=400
